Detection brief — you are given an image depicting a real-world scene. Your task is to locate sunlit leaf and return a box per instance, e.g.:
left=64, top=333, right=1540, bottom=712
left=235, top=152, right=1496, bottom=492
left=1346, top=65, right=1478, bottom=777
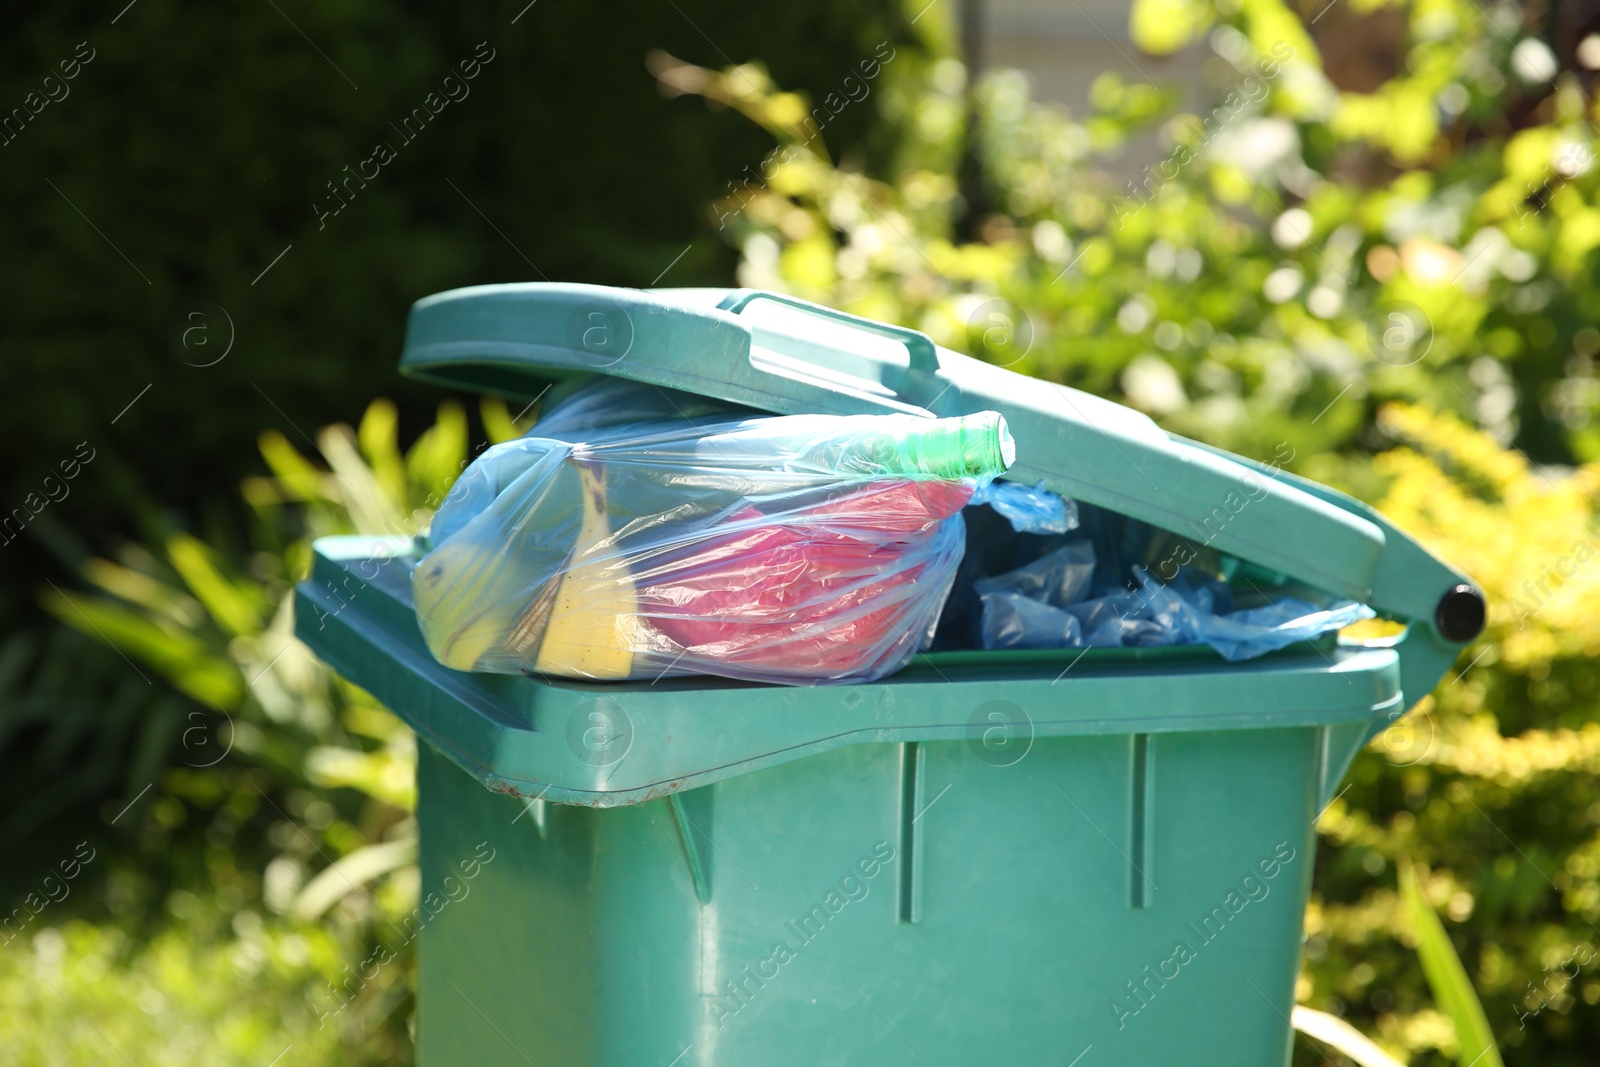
left=306, top=742, right=417, bottom=811
left=319, top=423, right=404, bottom=537
left=357, top=399, right=407, bottom=507
left=1400, top=862, right=1504, bottom=1067
left=41, top=591, right=243, bottom=711
left=83, top=558, right=205, bottom=629
left=1293, top=1005, right=1408, bottom=1067
left=480, top=396, right=531, bottom=445
left=167, top=533, right=262, bottom=637
left=405, top=400, right=469, bottom=513
left=1129, top=0, right=1212, bottom=56
left=256, top=428, right=327, bottom=501
left=290, top=835, right=418, bottom=921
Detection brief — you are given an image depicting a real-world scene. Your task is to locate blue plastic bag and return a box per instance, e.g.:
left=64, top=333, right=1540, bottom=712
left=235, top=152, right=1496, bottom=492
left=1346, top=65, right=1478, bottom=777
left=973, top=542, right=1094, bottom=649
left=976, top=537, right=1373, bottom=660
left=1131, top=567, right=1375, bottom=661
left=969, top=480, right=1078, bottom=535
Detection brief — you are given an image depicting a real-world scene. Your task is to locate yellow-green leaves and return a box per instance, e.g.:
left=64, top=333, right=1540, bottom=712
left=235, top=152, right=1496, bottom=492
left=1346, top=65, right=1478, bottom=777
left=406, top=400, right=468, bottom=512
left=480, top=396, right=531, bottom=445
left=256, top=428, right=326, bottom=502
left=319, top=423, right=404, bottom=536
left=1130, top=0, right=1214, bottom=56
left=42, top=588, right=243, bottom=711
left=167, top=534, right=262, bottom=637
left=289, top=836, right=418, bottom=922
left=1400, top=862, right=1505, bottom=1067
left=1292, top=1005, right=1408, bottom=1067
left=357, top=398, right=407, bottom=507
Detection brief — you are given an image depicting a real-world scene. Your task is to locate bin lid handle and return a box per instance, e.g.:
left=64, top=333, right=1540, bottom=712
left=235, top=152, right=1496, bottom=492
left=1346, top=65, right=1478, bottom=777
left=716, top=289, right=941, bottom=374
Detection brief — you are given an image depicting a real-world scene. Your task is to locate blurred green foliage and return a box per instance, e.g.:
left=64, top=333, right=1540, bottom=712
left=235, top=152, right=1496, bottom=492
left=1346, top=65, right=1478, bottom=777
left=0, top=3, right=924, bottom=1053
left=10, top=0, right=1600, bottom=1062
left=1, top=396, right=529, bottom=1062
left=0, top=0, right=922, bottom=626
left=683, top=5, right=1600, bottom=484
left=0, top=917, right=359, bottom=1066
left=658, top=1, right=1600, bottom=1062
left=1312, top=405, right=1600, bottom=1066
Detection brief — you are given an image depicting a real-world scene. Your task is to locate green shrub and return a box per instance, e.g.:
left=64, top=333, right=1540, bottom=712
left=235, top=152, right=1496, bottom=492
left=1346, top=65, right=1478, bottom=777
left=0, top=915, right=383, bottom=1066
left=659, top=5, right=1600, bottom=1061
left=26, top=397, right=526, bottom=1063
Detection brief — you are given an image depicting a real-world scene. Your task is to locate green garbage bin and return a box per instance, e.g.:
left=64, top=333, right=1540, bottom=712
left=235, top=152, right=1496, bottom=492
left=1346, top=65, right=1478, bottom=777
left=295, top=284, right=1484, bottom=1066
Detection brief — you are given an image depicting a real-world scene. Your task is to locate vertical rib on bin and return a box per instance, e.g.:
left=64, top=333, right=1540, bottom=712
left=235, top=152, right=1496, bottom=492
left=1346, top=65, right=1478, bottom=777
left=1130, top=733, right=1156, bottom=909
left=898, top=740, right=925, bottom=924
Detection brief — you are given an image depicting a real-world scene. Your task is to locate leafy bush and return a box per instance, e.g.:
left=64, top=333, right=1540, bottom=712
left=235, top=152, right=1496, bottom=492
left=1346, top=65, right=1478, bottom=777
left=656, top=4, right=1600, bottom=1061
left=21, top=397, right=529, bottom=1063
left=1312, top=406, right=1600, bottom=1064
left=667, top=7, right=1600, bottom=480
left=0, top=0, right=922, bottom=629
left=0, top=916, right=368, bottom=1066
left=18, top=0, right=1600, bottom=1062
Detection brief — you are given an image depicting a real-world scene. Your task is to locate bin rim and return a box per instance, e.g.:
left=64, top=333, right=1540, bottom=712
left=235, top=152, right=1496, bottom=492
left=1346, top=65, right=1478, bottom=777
left=296, top=535, right=1409, bottom=808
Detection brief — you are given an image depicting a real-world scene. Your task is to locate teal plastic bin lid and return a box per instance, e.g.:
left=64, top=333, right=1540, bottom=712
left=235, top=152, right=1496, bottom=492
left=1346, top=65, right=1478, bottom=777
left=400, top=284, right=1481, bottom=635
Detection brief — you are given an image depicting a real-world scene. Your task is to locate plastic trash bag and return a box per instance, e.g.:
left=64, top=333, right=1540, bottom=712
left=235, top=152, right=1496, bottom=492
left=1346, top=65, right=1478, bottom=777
left=977, top=541, right=1097, bottom=607
left=969, top=480, right=1078, bottom=534
left=1130, top=567, right=1375, bottom=661
left=413, top=380, right=1015, bottom=685
left=976, top=534, right=1374, bottom=660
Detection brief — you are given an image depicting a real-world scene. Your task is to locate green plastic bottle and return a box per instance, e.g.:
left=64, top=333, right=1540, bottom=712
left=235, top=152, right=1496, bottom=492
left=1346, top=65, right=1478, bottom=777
left=789, top=411, right=1015, bottom=482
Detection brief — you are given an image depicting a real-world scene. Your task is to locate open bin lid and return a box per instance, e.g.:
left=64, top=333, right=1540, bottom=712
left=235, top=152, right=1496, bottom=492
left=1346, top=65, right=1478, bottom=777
left=400, top=283, right=1476, bottom=621
left=291, top=283, right=1486, bottom=806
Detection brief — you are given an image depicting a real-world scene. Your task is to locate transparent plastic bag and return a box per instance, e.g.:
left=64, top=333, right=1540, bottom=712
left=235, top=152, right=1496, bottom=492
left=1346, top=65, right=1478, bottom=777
left=414, top=381, right=1015, bottom=685
left=1130, top=567, right=1375, bottom=661
left=975, top=526, right=1374, bottom=660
